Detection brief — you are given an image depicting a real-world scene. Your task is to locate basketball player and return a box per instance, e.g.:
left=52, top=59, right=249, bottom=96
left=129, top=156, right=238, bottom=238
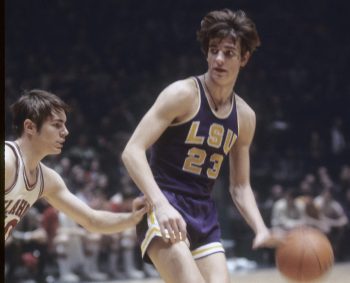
left=5, top=89, right=148, bottom=242
left=122, top=9, right=280, bottom=283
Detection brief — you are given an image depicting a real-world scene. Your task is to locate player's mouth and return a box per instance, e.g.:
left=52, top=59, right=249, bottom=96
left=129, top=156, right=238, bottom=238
left=213, top=67, right=227, bottom=74
left=57, top=140, right=65, bottom=148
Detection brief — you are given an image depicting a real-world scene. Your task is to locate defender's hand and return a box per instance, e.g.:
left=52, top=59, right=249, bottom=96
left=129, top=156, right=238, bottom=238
left=131, top=196, right=150, bottom=225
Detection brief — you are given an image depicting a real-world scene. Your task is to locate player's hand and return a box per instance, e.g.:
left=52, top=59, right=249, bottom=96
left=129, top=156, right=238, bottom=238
left=252, top=228, right=286, bottom=249
left=154, top=201, right=187, bottom=244
left=131, top=196, right=150, bottom=225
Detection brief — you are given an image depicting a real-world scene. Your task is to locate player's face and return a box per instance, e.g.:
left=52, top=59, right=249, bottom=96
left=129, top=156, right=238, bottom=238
left=35, top=110, right=69, bottom=155
left=206, top=36, right=249, bottom=85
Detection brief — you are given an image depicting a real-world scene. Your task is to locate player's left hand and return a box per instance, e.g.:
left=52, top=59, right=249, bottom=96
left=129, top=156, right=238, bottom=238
left=252, top=228, right=286, bottom=249
left=131, top=196, right=151, bottom=224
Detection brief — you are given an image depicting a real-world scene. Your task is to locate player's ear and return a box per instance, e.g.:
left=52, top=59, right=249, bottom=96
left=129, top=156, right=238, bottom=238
left=240, top=51, right=250, bottom=67
left=23, top=119, right=37, bottom=135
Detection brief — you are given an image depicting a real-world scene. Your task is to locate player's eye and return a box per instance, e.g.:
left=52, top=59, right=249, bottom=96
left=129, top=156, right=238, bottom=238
left=224, top=50, right=237, bottom=58
left=209, top=47, right=218, bottom=54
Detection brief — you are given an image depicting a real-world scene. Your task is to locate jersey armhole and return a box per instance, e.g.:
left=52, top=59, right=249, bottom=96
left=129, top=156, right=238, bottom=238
left=170, top=77, right=201, bottom=127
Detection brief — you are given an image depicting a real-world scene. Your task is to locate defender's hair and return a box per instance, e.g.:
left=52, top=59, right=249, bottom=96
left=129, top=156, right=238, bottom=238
left=10, top=89, right=71, bottom=137
left=197, top=8, right=261, bottom=57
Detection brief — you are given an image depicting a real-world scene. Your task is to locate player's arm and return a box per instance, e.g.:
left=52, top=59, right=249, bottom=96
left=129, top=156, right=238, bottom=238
left=41, top=166, right=148, bottom=234
left=229, top=97, right=277, bottom=248
left=121, top=79, right=194, bottom=243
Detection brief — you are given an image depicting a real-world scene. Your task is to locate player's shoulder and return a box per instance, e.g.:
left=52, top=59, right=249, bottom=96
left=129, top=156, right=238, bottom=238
left=5, top=142, right=18, bottom=188
left=160, top=77, right=197, bottom=102
left=40, top=162, right=65, bottom=193
left=235, top=94, right=255, bottom=119
left=40, top=162, right=62, bottom=181
left=234, top=95, right=257, bottom=144
left=5, top=142, right=17, bottom=167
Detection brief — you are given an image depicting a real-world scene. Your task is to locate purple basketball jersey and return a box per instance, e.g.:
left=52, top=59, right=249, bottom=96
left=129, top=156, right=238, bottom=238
left=150, top=76, right=239, bottom=197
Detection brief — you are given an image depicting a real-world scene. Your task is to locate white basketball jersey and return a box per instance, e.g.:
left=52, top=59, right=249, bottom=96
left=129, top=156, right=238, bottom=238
left=4, top=141, right=44, bottom=240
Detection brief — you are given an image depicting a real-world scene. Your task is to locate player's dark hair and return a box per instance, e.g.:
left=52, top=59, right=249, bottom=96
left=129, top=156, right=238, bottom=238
left=10, top=89, right=71, bottom=137
left=197, top=8, right=261, bottom=57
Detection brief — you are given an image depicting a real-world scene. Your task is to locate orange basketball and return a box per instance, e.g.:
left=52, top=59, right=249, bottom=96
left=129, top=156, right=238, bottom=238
left=276, top=227, right=334, bottom=282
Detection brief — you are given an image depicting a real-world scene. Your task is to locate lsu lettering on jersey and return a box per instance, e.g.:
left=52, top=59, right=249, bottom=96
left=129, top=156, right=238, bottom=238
left=4, top=141, right=44, bottom=240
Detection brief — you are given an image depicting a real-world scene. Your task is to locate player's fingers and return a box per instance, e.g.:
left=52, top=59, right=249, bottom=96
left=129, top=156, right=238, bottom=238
left=253, top=233, right=282, bottom=249
left=164, top=222, right=177, bottom=243
left=134, top=206, right=148, bottom=222
left=271, top=230, right=287, bottom=247
left=252, top=238, right=259, bottom=249
left=132, top=196, right=147, bottom=210
left=252, top=234, right=269, bottom=249
left=159, top=223, right=170, bottom=243
left=177, top=219, right=187, bottom=241
left=169, top=219, right=181, bottom=243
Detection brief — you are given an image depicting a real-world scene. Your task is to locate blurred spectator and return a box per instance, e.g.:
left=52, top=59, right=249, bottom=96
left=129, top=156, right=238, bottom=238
left=314, top=188, right=348, bottom=260
left=54, top=211, right=108, bottom=282
left=106, top=173, right=145, bottom=279
left=330, top=117, right=346, bottom=156
left=271, top=189, right=305, bottom=232
left=308, top=131, right=326, bottom=169
left=339, top=165, right=350, bottom=194
left=299, top=173, right=317, bottom=196
left=262, top=184, right=284, bottom=226
left=338, top=188, right=350, bottom=261
left=5, top=207, right=49, bottom=283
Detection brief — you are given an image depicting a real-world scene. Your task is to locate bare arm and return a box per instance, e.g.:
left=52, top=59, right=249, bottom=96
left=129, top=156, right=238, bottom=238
left=121, top=79, right=196, bottom=242
left=42, top=166, right=147, bottom=234
left=229, top=97, right=275, bottom=248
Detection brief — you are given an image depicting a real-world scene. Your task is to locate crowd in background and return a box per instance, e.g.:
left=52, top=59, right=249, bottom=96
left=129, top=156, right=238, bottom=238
left=5, top=0, right=350, bottom=282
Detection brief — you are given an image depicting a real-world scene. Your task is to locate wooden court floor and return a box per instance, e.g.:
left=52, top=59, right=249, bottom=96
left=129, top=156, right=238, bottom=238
left=83, top=262, right=350, bottom=283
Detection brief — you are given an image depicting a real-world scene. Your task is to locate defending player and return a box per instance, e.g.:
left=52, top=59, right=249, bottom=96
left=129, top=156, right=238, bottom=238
left=5, top=89, right=148, bottom=242
left=122, top=9, right=279, bottom=283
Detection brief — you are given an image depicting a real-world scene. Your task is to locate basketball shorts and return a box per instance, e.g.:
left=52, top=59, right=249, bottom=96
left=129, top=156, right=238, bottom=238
left=136, top=190, right=225, bottom=263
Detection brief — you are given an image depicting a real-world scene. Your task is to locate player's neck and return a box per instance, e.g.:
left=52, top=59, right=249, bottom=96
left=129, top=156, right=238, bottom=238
left=15, top=138, right=43, bottom=172
left=203, top=74, right=234, bottom=108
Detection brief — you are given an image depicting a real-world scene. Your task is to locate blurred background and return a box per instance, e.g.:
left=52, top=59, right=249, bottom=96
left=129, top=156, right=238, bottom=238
left=5, top=0, right=350, bottom=282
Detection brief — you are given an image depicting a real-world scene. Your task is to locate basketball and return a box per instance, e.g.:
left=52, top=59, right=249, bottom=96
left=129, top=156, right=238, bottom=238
left=275, top=227, right=334, bottom=282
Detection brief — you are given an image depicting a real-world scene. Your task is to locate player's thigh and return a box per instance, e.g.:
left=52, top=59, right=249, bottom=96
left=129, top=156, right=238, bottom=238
left=196, top=252, right=230, bottom=283
left=147, top=237, right=205, bottom=283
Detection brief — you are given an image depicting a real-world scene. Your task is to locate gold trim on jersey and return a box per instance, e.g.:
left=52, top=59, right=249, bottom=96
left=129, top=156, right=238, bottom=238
left=140, top=209, right=225, bottom=260
left=191, top=242, right=225, bottom=260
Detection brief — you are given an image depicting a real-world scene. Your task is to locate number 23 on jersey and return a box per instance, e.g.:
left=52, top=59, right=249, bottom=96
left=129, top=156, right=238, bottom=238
left=182, top=121, right=237, bottom=179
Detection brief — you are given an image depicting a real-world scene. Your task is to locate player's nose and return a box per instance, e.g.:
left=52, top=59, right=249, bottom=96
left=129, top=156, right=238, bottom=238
left=215, top=51, right=225, bottom=64
left=62, top=126, right=69, bottom=137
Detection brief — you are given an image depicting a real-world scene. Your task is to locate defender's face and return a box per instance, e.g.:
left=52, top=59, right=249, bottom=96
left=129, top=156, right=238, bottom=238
left=206, top=36, right=249, bottom=85
left=35, top=110, right=69, bottom=155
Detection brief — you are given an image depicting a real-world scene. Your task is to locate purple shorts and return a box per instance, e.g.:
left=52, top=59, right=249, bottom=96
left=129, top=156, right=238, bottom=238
left=136, top=190, right=225, bottom=263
